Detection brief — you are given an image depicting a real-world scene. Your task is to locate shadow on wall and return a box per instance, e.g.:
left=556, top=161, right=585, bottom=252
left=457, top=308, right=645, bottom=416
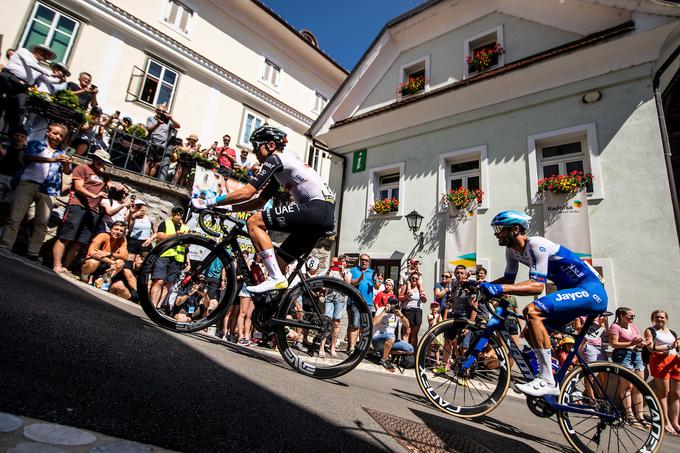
left=355, top=217, right=390, bottom=249
left=421, top=207, right=444, bottom=255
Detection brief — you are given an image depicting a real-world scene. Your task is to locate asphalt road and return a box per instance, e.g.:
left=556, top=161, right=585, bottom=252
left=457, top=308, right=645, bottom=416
left=2, top=252, right=679, bottom=452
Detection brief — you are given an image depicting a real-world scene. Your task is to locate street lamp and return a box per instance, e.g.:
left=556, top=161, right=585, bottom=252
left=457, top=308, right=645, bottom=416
left=405, top=209, right=424, bottom=246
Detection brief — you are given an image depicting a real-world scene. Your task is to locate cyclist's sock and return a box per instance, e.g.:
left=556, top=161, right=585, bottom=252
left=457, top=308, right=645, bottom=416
left=537, top=348, right=556, bottom=386
left=258, top=248, right=285, bottom=281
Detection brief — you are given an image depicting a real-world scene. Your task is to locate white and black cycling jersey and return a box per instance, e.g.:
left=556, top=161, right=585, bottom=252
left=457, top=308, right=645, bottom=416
left=251, top=151, right=335, bottom=204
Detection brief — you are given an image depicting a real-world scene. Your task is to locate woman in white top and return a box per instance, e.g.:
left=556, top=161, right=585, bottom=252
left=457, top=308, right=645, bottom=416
left=99, top=187, right=131, bottom=232
left=399, top=271, right=427, bottom=350
left=126, top=198, right=155, bottom=261
left=644, top=309, right=680, bottom=436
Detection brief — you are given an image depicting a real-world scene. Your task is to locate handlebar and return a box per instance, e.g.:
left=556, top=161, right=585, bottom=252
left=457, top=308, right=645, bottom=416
left=193, top=206, right=247, bottom=237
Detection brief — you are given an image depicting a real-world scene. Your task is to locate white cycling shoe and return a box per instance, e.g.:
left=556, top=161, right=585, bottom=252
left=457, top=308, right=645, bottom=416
left=246, top=277, right=289, bottom=293
left=516, top=378, right=560, bottom=397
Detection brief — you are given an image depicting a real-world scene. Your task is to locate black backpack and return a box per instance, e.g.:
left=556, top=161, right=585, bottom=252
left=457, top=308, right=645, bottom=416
left=641, top=327, right=677, bottom=365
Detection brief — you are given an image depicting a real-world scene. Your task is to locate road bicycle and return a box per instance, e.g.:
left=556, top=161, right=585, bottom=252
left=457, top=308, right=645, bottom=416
left=137, top=208, right=372, bottom=379
left=415, top=294, right=665, bottom=453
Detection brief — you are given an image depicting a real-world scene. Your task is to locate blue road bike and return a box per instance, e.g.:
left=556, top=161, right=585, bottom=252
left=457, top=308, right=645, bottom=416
left=415, top=294, right=665, bottom=453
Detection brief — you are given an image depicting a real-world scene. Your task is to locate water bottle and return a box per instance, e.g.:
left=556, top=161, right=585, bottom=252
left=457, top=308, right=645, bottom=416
left=100, top=274, right=112, bottom=291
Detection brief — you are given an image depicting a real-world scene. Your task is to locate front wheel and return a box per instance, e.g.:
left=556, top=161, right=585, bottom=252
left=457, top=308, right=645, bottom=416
left=137, top=234, right=237, bottom=332
left=557, top=361, right=665, bottom=453
left=415, top=319, right=511, bottom=418
left=273, top=276, right=372, bottom=379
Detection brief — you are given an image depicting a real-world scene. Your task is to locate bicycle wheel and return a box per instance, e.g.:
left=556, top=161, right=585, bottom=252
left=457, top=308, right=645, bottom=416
left=415, top=319, right=511, bottom=418
left=273, top=276, right=372, bottom=379
left=138, top=234, right=238, bottom=332
left=557, top=361, right=664, bottom=453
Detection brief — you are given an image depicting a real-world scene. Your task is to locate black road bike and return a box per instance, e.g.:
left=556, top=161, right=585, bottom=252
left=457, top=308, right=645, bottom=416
left=137, top=208, right=372, bottom=379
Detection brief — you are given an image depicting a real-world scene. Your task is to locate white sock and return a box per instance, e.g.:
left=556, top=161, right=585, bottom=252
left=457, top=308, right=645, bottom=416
left=537, top=348, right=555, bottom=386
left=258, top=249, right=284, bottom=280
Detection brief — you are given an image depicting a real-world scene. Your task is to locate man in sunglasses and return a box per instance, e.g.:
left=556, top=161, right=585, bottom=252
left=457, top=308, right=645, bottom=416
left=478, top=210, right=607, bottom=397
left=191, top=125, right=335, bottom=293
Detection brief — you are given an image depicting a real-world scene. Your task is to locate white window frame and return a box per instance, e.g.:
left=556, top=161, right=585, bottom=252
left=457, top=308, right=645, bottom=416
left=261, top=58, right=282, bottom=90
left=138, top=58, right=179, bottom=110
left=463, top=25, right=504, bottom=79
left=377, top=173, right=400, bottom=202
left=313, top=92, right=327, bottom=113
left=161, top=0, right=195, bottom=36
left=398, top=55, right=430, bottom=97
left=367, top=163, right=405, bottom=218
left=592, top=258, right=616, bottom=309
left=437, top=146, right=489, bottom=211
left=19, top=2, right=80, bottom=63
left=527, top=123, right=603, bottom=203
left=238, top=108, right=267, bottom=148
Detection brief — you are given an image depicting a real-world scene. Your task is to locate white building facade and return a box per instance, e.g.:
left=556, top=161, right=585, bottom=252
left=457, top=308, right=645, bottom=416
left=0, top=0, right=346, bottom=177
left=311, top=0, right=680, bottom=316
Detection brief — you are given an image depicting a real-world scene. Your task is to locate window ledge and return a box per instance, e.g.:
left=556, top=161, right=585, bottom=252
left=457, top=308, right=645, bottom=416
left=159, top=20, right=191, bottom=40
left=398, top=90, right=427, bottom=101
left=465, top=64, right=502, bottom=79
left=258, top=78, right=280, bottom=93
left=531, top=192, right=603, bottom=205
left=367, top=211, right=402, bottom=220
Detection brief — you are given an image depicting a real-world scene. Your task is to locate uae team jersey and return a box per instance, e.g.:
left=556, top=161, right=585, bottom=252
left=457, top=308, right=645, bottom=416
left=504, top=237, right=600, bottom=290
left=250, top=151, right=335, bottom=204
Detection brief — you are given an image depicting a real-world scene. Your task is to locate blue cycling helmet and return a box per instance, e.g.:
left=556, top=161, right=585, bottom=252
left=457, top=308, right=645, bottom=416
left=490, top=210, right=531, bottom=230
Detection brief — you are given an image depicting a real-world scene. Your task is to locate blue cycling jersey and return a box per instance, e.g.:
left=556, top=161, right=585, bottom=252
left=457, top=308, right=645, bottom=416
left=503, top=237, right=600, bottom=290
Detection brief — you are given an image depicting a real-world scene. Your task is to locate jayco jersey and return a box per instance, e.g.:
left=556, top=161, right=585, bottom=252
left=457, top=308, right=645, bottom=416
left=251, top=151, right=335, bottom=204
left=504, top=237, right=599, bottom=290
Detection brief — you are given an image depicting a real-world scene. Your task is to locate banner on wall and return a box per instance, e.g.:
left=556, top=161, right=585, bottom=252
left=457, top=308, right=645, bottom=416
left=444, top=205, right=478, bottom=272
left=186, top=165, right=269, bottom=260
left=542, top=188, right=592, bottom=262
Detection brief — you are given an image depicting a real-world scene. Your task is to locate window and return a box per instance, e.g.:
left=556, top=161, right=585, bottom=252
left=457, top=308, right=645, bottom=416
left=527, top=123, right=603, bottom=201
left=463, top=25, right=504, bottom=78
left=449, top=160, right=480, bottom=192
left=367, top=163, right=405, bottom=217
left=139, top=59, right=178, bottom=108
left=164, top=0, right=193, bottom=34
left=239, top=109, right=267, bottom=147
left=19, top=2, right=80, bottom=63
left=438, top=146, right=489, bottom=211
left=262, top=59, right=280, bottom=88
left=378, top=173, right=400, bottom=201
left=399, top=56, right=429, bottom=97
left=313, top=92, right=327, bottom=113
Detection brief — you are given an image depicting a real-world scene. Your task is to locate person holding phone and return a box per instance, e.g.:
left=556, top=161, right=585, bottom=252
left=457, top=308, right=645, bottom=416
left=66, top=72, right=98, bottom=109
left=172, top=275, right=211, bottom=322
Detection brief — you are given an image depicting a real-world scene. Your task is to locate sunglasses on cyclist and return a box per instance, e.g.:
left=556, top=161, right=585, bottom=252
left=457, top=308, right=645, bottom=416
left=492, top=226, right=506, bottom=234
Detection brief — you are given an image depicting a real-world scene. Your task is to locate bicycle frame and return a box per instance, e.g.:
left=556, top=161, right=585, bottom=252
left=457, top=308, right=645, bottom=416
left=462, top=296, right=618, bottom=420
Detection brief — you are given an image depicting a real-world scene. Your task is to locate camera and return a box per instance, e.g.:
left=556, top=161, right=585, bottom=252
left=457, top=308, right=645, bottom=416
left=90, top=85, right=97, bottom=91
left=386, top=296, right=400, bottom=312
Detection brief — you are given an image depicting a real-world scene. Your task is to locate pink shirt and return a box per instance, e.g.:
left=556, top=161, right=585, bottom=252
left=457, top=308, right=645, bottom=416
left=609, top=322, right=641, bottom=348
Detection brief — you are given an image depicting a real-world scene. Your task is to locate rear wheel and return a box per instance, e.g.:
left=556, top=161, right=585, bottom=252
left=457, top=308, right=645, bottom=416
left=138, top=234, right=237, bottom=332
left=273, top=276, right=372, bottom=379
left=415, top=319, right=510, bottom=418
left=557, top=361, right=664, bottom=453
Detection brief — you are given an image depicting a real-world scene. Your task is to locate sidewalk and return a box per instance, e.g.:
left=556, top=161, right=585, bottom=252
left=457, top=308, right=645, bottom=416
left=0, top=412, right=173, bottom=452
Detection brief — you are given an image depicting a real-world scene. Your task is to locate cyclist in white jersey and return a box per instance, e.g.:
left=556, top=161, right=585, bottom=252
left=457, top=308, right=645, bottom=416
left=192, top=126, right=335, bottom=293
left=478, top=210, right=607, bottom=396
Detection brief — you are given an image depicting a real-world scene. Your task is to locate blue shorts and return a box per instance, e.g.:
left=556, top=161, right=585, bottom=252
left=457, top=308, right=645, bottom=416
left=347, top=300, right=360, bottom=328
left=534, top=279, right=607, bottom=321
left=324, top=292, right=346, bottom=320
left=372, top=333, right=414, bottom=355
left=612, top=348, right=644, bottom=372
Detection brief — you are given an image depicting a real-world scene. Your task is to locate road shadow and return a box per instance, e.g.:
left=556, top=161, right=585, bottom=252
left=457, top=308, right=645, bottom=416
left=0, top=254, right=377, bottom=452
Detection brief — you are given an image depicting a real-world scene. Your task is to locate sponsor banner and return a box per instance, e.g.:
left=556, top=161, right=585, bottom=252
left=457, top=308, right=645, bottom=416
left=543, top=188, right=592, bottom=262
left=187, top=165, right=266, bottom=260
left=444, top=204, right=478, bottom=272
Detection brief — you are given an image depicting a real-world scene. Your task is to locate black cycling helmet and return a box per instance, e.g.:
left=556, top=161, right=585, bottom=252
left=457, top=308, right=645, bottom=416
left=249, top=125, right=287, bottom=150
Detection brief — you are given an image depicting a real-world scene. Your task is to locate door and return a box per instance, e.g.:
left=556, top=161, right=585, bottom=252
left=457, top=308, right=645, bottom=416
left=372, top=259, right=401, bottom=283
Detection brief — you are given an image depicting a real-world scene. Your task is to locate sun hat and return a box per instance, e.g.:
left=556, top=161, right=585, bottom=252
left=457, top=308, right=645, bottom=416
left=188, top=134, right=199, bottom=141
left=89, top=148, right=112, bottom=164
left=50, top=62, right=70, bottom=77
left=134, top=199, right=147, bottom=206
left=29, top=44, right=56, bottom=60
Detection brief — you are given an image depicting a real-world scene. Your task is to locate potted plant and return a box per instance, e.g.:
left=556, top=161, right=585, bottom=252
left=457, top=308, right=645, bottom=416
left=369, top=197, right=399, bottom=215
left=537, top=171, right=594, bottom=195
left=466, top=43, right=505, bottom=74
left=398, top=75, right=426, bottom=97
left=443, top=187, right=483, bottom=214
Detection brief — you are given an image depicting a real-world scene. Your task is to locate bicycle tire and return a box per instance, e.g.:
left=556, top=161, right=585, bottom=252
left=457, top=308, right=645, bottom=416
left=138, top=234, right=237, bottom=333
left=273, top=276, right=372, bottom=379
left=557, top=361, right=665, bottom=453
left=415, top=319, right=511, bottom=418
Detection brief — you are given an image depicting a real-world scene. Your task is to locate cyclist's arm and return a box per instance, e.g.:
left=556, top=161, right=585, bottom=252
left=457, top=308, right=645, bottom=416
left=498, top=279, right=544, bottom=296
left=497, top=241, right=547, bottom=296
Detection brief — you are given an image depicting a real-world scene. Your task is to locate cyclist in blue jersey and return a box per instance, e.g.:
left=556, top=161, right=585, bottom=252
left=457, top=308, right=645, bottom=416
left=192, top=126, right=335, bottom=293
left=478, top=210, right=607, bottom=396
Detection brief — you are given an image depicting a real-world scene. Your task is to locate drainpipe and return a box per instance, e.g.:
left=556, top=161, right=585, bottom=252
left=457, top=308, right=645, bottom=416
left=310, top=137, right=346, bottom=257
left=652, top=43, right=680, bottom=246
